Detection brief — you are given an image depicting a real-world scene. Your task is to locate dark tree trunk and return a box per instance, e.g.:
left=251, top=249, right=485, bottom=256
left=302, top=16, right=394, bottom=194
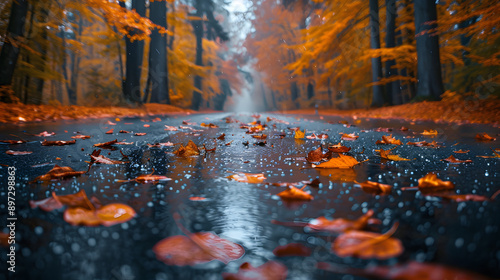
left=148, top=0, right=170, bottom=104
left=385, top=0, right=401, bottom=105
left=0, top=0, right=28, bottom=102
left=414, top=0, right=444, bottom=100
left=121, top=0, right=146, bottom=104
left=290, top=81, right=299, bottom=108
left=369, top=0, right=385, bottom=107
left=191, top=4, right=203, bottom=110
left=271, top=90, right=277, bottom=109
left=307, top=81, right=314, bottom=100
left=213, top=79, right=231, bottom=110
left=33, top=4, right=49, bottom=105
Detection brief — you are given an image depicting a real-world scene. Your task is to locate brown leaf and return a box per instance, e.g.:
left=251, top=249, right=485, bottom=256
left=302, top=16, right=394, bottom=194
left=429, top=190, right=500, bottom=202
left=312, top=154, right=362, bottom=169
left=71, top=135, right=91, bottom=139
left=34, top=131, right=56, bottom=137
left=31, top=165, right=87, bottom=183
left=93, top=139, right=118, bottom=148
left=441, top=155, right=472, bottom=164
left=217, top=133, right=226, bottom=140
left=41, top=139, right=76, bottom=146
left=340, top=133, right=358, bottom=141
left=153, top=232, right=244, bottom=266
left=6, top=150, right=32, bottom=155
left=307, top=147, right=330, bottom=162
left=273, top=243, right=311, bottom=257
left=475, top=132, right=496, bottom=141
left=332, top=223, right=403, bottom=260
left=133, top=170, right=172, bottom=184
left=30, top=190, right=94, bottom=211
left=119, top=130, right=130, bottom=133
left=89, top=149, right=127, bottom=164
left=308, top=210, right=376, bottom=233
left=222, top=261, right=287, bottom=280
left=252, top=134, right=267, bottom=139
left=173, top=140, right=200, bottom=156
left=146, top=142, right=174, bottom=148
left=328, top=142, right=351, bottom=153
left=355, top=181, right=392, bottom=195
left=318, top=261, right=492, bottom=280
left=201, top=122, right=219, bottom=128
left=406, top=140, right=442, bottom=148
left=375, top=134, right=402, bottom=145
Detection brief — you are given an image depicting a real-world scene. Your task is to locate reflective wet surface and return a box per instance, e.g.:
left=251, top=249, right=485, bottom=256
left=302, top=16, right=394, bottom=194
left=0, top=113, right=499, bottom=279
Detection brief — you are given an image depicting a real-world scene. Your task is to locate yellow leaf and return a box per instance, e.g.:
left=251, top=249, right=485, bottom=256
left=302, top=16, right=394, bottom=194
left=295, top=129, right=305, bottom=139
left=312, top=154, right=361, bottom=169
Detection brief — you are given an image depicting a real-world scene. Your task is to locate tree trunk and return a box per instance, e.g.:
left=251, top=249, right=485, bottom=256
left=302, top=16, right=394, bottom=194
left=122, top=0, right=145, bottom=104
left=369, top=0, right=385, bottom=107
left=0, top=0, right=28, bottom=102
left=148, top=0, right=170, bottom=104
left=385, top=0, right=401, bottom=105
left=191, top=3, right=203, bottom=110
left=413, top=0, right=444, bottom=100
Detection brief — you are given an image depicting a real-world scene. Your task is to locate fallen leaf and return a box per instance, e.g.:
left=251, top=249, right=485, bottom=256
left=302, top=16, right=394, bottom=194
left=332, top=223, right=403, bottom=259
left=217, top=133, right=226, bottom=140
left=341, top=133, right=359, bottom=141
left=6, top=150, right=32, bottom=155
left=153, top=217, right=244, bottom=267
left=0, top=232, right=8, bottom=247
left=34, top=131, right=55, bottom=137
left=453, top=149, right=469, bottom=153
left=375, top=135, right=402, bottom=145
left=318, top=261, right=491, bottom=280
left=402, top=173, right=454, bottom=192
left=144, top=124, right=150, bottom=127
left=306, top=146, right=331, bottom=162
left=201, top=122, right=219, bottom=128
left=328, top=143, right=351, bottom=153
left=252, top=134, right=267, bottom=139
left=441, top=155, right=472, bottom=164
left=312, top=154, right=362, bottom=169
left=117, top=169, right=172, bottom=184
left=306, top=133, right=328, bottom=140
left=64, top=203, right=136, bottom=227
left=189, top=197, right=207, bottom=201
left=400, top=126, right=409, bottom=131
left=134, top=132, right=147, bottom=136
left=30, top=189, right=94, bottom=211
left=105, top=129, right=114, bottom=134
left=42, top=139, right=76, bottom=146
left=430, top=189, right=500, bottom=202
left=164, top=125, right=178, bottom=131
left=227, top=172, right=266, bottom=184
left=31, top=165, right=88, bottom=183
left=294, top=129, right=305, bottom=139
left=355, top=181, right=392, bottom=195
left=174, top=140, right=200, bottom=156
left=146, top=142, right=174, bottom=148
left=406, top=140, right=442, bottom=148
left=71, top=135, right=91, bottom=139
left=222, top=261, right=287, bottom=280
left=277, top=186, right=313, bottom=201
left=94, top=139, right=118, bottom=148
left=421, top=129, right=438, bottom=135
left=89, top=149, right=127, bottom=164
left=119, top=130, right=130, bottom=133
left=379, top=148, right=411, bottom=161
left=273, top=243, right=311, bottom=257
left=475, top=133, right=496, bottom=141
left=476, top=149, right=500, bottom=158
left=272, top=210, right=377, bottom=233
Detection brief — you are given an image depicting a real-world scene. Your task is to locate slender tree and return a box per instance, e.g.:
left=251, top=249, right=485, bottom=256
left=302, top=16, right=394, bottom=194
left=369, top=0, right=385, bottom=107
left=121, top=0, right=146, bottom=104
left=0, top=0, right=28, bottom=102
left=148, top=0, right=170, bottom=104
left=414, top=0, right=444, bottom=100
left=385, top=0, right=401, bottom=105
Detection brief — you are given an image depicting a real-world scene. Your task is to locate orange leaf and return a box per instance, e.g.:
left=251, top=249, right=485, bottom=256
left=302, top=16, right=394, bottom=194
left=328, top=142, right=351, bottom=153
left=376, top=134, right=402, bottom=145
left=475, top=132, right=496, bottom=141
left=277, top=186, right=313, bottom=201
left=379, top=148, right=411, bottom=161
left=340, top=133, right=359, bottom=141
left=441, top=155, right=472, bottom=164
left=71, top=135, right=91, bottom=139
left=201, top=122, right=219, bottom=128
left=41, top=139, right=76, bottom=146
left=453, top=149, right=469, bottom=153
left=402, top=173, right=454, bottom=192
left=332, top=223, right=403, bottom=259
left=94, top=139, right=118, bottom=148
left=63, top=203, right=136, bottom=227
left=227, top=172, right=266, bottom=184
left=153, top=232, right=244, bottom=266
left=355, top=181, right=392, bottom=195
left=308, top=210, right=376, bottom=233
left=294, top=129, right=305, bottom=139
left=30, top=165, right=87, bottom=183
left=222, top=261, right=287, bottom=280
left=173, top=140, right=200, bottom=156
left=312, top=154, right=361, bottom=168
left=421, top=129, right=438, bottom=135
left=6, top=150, right=32, bottom=155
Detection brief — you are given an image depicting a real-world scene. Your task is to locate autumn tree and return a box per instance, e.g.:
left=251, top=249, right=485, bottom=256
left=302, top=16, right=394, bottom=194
left=413, top=0, right=444, bottom=100
left=369, top=0, right=385, bottom=107
left=0, top=0, right=28, bottom=102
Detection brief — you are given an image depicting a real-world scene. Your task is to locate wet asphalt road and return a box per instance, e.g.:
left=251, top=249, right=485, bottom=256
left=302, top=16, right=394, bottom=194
left=0, top=112, right=499, bottom=280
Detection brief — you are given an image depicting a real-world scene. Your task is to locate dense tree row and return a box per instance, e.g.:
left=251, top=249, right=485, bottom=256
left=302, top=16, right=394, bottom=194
left=0, top=0, right=240, bottom=110
left=244, top=0, right=499, bottom=110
